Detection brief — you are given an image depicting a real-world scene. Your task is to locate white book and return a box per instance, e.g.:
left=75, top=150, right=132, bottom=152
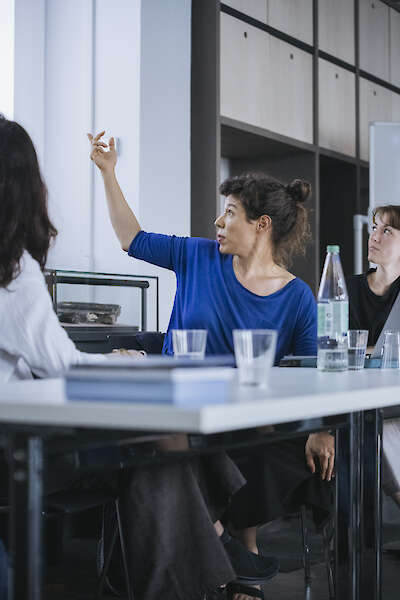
left=66, top=363, right=235, bottom=406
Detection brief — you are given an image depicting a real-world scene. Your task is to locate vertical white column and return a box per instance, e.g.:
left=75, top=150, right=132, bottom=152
left=13, top=0, right=45, bottom=166
left=44, top=0, right=94, bottom=271
left=138, top=0, right=192, bottom=330
left=0, top=0, right=14, bottom=119
left=93, top=0, right=141, bottom=274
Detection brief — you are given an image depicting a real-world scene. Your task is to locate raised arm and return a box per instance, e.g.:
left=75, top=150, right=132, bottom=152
left=88, top=131, right=141, bottom=251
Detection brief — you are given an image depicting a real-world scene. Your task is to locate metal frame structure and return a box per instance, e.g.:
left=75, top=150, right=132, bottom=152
left=3, top=407, right=386, bottom=600
left=45, top=269, right=160, bottom=333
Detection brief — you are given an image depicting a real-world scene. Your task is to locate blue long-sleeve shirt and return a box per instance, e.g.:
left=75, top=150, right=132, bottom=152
left=129, top=232, right=317, bottom=363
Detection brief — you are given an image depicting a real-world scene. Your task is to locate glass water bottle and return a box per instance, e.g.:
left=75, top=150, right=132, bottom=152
left=317, top=245, right=348, bottom=371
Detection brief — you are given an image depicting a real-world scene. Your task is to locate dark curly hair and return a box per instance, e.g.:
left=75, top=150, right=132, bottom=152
left=219, top=172, right=311, bottom=267
left=0, top=115, right=57, bottom=287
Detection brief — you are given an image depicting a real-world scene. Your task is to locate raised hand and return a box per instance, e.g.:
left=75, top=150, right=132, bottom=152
left=87, top=131, right=117, bottom=173
left=87, top=130, right=141, bottom=250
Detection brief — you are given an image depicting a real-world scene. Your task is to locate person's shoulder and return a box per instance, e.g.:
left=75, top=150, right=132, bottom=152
left=286, top=278, right=316, bottom=311
left=7, top=252, right=43, bottom=291
left=187, top=236, right=217, bottom=248
left=346, top=272, right=367, bottom=293
left=20, top=252, right=44, bottom=283
left=346, top=273, right=365, bottom=283
left=290, top=276, right=314, bottom=296
left=1, top=253, right=46, bottom=321
left=185, top=236, right=219, bottom=255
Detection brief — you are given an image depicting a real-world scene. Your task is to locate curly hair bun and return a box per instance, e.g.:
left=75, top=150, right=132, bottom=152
left=287, top=179, right=311, bottom=204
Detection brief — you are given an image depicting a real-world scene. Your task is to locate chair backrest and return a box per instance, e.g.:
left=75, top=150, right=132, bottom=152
left=372, top=293, right=400, bottom=358
left=114, top=331, right=165, bottom=355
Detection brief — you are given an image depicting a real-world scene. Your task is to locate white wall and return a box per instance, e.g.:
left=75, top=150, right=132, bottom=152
left=137, top=0, right=191, bottom=330
left=12, top=0, right=191, bottom=332
left=93, top=0, right=141, bottom=275
left=0, top=0, right=15, bottom=119
left=44, top=0, right=94, bottom=272
left=43, top=0, right=141, bottom=277
left=370, top=122, right=400, bottom=209
left=13, top=0, right=45, bottom=167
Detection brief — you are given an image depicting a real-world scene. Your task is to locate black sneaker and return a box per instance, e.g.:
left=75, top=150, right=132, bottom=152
left=221, top=530, right=279, bottom=584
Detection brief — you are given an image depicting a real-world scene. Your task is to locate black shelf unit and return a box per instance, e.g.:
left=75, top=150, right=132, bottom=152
left=191, top=0, right=400, bottom=292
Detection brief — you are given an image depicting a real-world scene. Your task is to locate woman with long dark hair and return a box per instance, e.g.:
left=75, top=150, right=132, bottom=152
left=0, top=115, right=109, bottom=378
left=0, top=116, right=268, bottom=600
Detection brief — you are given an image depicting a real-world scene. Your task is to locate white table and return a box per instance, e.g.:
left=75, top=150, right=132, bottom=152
left=1, top=367, right=400, bottom=432
left=1, top=367, right=399, bottom=600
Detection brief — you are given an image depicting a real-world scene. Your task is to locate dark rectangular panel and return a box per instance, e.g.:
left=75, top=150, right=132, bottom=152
left=319, top=156, right=358, bottom=278
left=191, top=0, right=220, bottom=238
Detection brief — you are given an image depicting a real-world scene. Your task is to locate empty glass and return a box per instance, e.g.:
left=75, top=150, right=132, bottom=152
left=233, top=329, right=277, bottom=387
left=347, top=330, right=368, bottom=370
left=172, top=329, right=207, bottom=359
left=381, top=331, right=400, bottom=369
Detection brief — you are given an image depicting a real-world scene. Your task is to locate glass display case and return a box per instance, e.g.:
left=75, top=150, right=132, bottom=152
left=45, top=269, right=159, bottom=353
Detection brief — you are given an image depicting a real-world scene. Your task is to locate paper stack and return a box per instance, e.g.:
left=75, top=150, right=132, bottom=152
left=66, top=356, right=235, bottom=406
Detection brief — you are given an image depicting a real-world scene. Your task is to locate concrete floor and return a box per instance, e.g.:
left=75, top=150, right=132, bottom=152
left=45, top=553, right=400, bottom=600
left=45, top=508, right=400, bottom=599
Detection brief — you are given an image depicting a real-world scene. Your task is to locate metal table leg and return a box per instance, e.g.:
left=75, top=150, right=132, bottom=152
left=8, top=434, right=43, bottom=600
left=335, top=412, right=362, bottom=600
left=359, top=409, right=383, bottom=600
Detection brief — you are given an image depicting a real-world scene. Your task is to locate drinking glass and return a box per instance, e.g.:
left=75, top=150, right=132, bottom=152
left=233, top=329, right=277, bottom=387
left=347, top=330, right=368, bottom=370
left=381, top=331, right=400, bottom=369
left=172, top=329, right=207, bottom=359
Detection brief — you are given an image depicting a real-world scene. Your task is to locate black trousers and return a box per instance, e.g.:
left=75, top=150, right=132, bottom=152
left=226, top=438, right=333, bottom=530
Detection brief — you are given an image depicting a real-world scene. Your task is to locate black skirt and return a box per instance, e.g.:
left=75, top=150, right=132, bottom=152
left=1, top=447, right=245, bottom=600
left=225, top=438, right=333, bottom=530
left=119, top=452, right=246, bottom=600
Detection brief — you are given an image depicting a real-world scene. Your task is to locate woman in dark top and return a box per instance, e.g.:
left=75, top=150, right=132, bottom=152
left=89, top=131, right=334, bottom=600
left=347, top=205, right=400, bottom=507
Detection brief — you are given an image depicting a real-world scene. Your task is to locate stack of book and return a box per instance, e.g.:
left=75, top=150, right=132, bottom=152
left=66, top=356, right=235, bottom=406
left=279, top=355, right=381, bottom=368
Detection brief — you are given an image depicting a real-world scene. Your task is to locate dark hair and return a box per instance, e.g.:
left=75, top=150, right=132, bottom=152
left=219, top=172, right=311, bottom=266
left=0, top=115, right=57, bottom=287
left=373, top=205, right=400, bottom=230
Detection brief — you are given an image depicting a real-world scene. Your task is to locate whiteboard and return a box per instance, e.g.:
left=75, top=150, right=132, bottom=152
left=370, top=122, right=400, bottom=212
left=354, top=122, right=400, bottom=273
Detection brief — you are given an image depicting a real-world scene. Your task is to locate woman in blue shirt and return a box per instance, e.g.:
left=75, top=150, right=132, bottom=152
left=89, top=132, right=334, bottom=600
left=89, top=136, right=316, bottom=362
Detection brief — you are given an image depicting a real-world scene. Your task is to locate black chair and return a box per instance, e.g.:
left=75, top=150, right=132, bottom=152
left=300, top=505, right=335, bottom=599
left=72, top=330, right=166, bottom=356
left=112, top=331, right=165, bottom=355
left=0, top=490, right=134, bottom=600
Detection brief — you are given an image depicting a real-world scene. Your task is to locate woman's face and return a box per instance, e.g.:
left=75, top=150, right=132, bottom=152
left=214, top=195, right=258, bottom=255
left=368, top=213, right=400, bottom=267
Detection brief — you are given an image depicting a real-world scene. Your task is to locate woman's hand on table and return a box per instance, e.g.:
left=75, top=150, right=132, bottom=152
left=305, top=432, right=335, bottom=481
left=108, top=349, right=147, bottom=359
left=87, top=131, right=117, bottom=173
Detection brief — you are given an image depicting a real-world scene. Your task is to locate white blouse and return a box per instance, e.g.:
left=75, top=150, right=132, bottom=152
left=0, top=252, right=106, bottom=382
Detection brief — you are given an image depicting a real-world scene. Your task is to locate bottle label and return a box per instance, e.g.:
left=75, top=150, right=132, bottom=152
left=318, top=300, right=348, bottom=338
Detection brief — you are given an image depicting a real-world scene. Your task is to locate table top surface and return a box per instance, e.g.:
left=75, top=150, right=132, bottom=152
left=0, top=367, right=400, bottom=433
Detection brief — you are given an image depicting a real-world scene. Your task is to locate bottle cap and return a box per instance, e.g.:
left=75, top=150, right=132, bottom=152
left=326, top=245, right=340, bottom=253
